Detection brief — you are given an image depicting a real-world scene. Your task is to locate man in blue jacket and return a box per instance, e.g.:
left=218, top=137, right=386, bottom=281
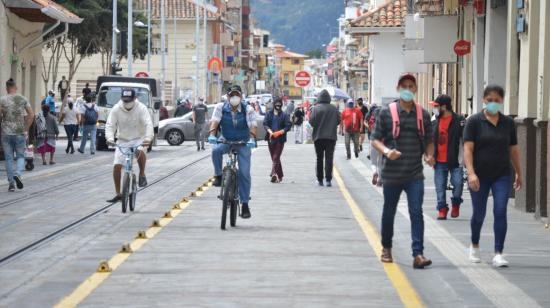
left=208, top=85, right=257, bottom=219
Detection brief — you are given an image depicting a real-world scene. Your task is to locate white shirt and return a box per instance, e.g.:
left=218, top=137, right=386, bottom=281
left=75, top=96, right=85, bottom=113
left=105, top=100, right=154, bottom=143
left=62, top=106, right=79, bottom=125
left=79, top=102, right=99, bottom=114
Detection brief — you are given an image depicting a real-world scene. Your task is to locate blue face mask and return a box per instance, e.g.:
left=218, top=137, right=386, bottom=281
left=484, top=102, right=502, bottom=115
left=399, top=89, right=415, bottom=102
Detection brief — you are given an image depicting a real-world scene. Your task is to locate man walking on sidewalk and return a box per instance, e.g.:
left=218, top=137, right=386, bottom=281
left=192, top=98, right=208, bottom=151
left=370, top=73, right=435, bottom=269
left=357, top=97, right=368, bottom=152
left=310, top=89, right=340, bottom=187
left=0, top=78, right=34, bottom=191
left=340, top=99, right=363, bottom=159
left=431, top=95, right=465, bottom=220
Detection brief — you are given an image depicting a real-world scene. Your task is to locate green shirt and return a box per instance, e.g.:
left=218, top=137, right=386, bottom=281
left=0, top=94, right=30, bottom=135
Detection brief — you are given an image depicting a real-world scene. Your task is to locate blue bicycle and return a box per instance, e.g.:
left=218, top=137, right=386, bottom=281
left=117, top=139, right=144, bottom=213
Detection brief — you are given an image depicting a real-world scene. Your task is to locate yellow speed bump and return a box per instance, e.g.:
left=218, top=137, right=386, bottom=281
left=333, top=167, right=424, bottom=308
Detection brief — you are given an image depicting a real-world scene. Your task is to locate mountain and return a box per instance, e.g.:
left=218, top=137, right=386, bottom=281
left=250, top=0, right=344, bottom=54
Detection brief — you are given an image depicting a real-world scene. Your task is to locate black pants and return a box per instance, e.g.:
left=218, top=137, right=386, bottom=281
left=314, top=139, right=336, bottom=182
left=64, top=124, right=77, bottom=152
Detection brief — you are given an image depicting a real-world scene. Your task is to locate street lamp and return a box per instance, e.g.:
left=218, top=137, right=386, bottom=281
left=134, top=20, right=146, bottom=27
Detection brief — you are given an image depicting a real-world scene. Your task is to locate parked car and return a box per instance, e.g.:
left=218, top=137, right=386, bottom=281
left=158, top=104, right=266, bottom=146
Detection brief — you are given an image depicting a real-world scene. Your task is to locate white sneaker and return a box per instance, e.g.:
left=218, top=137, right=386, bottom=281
left=469, top=245, right=481, bottom=263
left=492, top=254, right=509, bottom=267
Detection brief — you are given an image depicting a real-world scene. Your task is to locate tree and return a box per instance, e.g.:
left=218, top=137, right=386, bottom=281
left=41, top=37, right=65, bottom=96
left=305, top=48, right=322, bottom=59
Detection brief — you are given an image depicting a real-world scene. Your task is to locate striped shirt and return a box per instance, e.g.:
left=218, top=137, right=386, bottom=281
left=370, top=102, right=433, bottom=185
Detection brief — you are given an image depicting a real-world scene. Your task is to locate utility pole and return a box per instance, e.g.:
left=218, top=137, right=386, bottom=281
left=195, top=1, right=200, bottom=102
left=111, top=0, right=117, bottom=74
left=127, top=0, right=133, bottom=76
left=147, top=0, right=151, bottom=73
left=161, top=0, right=166, bottom=103
left=203, top=3, right=208, bottom=101
left=174, top=8, right=177, bottom=101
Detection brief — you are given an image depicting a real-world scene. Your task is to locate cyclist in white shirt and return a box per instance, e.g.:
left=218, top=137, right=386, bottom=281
left=105, top=89, right=154, bottom=203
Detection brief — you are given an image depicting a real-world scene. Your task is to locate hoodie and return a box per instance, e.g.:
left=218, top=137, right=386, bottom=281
left=309, top=90, right=341, bottom=141
left=106, top=100, right=154, bottom=143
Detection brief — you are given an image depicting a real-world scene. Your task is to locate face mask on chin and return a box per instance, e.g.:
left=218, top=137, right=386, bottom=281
left=274, top=104, right=282, bottom=110
left=123, top=101, right=135, bottom=110
left=229, top=96, right=241, bottom=107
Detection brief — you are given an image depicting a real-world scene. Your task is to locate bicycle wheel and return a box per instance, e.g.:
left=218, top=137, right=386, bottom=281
left=230, top=200, right=238, bottom=227
left=121, top=173, right=130, bottom=213
left=221, top=168, right=235, bottom=230
left=129, top=174, right=137, bottom=212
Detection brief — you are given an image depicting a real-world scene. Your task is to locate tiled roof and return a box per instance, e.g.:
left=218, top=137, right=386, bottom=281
left=136, top=0, right=218, bottom=19
left=273, top=50, right=308, bottom=59
left=351, top=0, right=407, bottom=28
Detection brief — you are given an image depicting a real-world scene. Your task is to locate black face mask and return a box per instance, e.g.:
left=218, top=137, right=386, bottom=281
left=275, top=105, right=282, bottom=110
left=68, top=102, right=73, bottom=109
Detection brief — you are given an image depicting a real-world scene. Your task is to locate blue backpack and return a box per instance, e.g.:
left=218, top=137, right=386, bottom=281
left=83, top=105, right=98, bottom=125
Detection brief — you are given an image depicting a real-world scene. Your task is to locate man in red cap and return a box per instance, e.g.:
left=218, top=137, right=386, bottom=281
left=370, top=73, right=435, bottom=269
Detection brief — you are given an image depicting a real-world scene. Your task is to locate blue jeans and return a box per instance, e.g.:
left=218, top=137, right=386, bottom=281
left=2, top=135, right=26, bottom=184
left=212, top=143, right=252, bottom=203
left=381, top=179, right=425, bottom=257
left=434, top=163, right=464, bottom=210
left=470, top=175, right=512, bottom=253
left=79, top=125, right=97, bottom=153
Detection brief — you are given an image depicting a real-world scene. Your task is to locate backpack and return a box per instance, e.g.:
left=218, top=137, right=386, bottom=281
left=83, top=104, right=98, bottom=125
left=388, top=101, right=425, bottom=139
left=35, top=113, right=47, bottom=138
left=343, top=109, right=361, bottom=132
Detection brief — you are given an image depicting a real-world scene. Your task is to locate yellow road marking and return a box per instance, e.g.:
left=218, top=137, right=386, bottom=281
left=333, top=167, right=424, bottom=308
left=54, top=184, right=207, bottom=308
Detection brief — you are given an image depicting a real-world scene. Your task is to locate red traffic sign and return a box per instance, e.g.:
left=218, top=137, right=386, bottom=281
left=135, top=72, right=149, bottom=78
left=294, top=71, right=311, bottom=87
left=454, top=39, right=471, bottom=56
left=208, top=57, right=223, bottom=73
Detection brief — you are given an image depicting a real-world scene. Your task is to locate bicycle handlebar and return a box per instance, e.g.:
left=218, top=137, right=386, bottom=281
left=218, top=140, right=247, bottom=145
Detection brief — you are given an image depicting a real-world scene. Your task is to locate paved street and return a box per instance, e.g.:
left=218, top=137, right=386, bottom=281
left=0, top=136, right=549, bottom=307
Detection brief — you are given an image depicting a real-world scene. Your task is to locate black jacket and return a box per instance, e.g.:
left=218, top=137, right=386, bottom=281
left=263, top=110, right=292, bottom=143
left=433, top=112, right=465, bottom=168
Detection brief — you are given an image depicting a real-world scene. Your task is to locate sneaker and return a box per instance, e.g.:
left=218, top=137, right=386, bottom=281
left=213, top=175, right=222, bottom=187
left=13, top=176, right=23, bottom=189
left=197, top=147, right=200, bottom=152
left=492, top=254, right=509, bottom=267
left=107, top=195, right=122, bottom=203
left=372, top=173, right=378, bottom=186
left=241, top=203, right=251, bottom=219
left=437, top=208, right=448, bottom=220
left=381, top=248, right=393, bottom=263
left=8, top=183, right=15, bottom=192
left=77, top=149, right=84, bottom=154
left=469, top=245, right=481, bottom=263
left=451, top=204, right=460, bottom=218
left=271, top=175, right=277, bottom=183
left=139, top=175, right=148, bottom=187
left=355, top=151, right=359, bottom=158
left=326, top=181, right=332, bottom=187
left=317, top=180, right=324, bottom=186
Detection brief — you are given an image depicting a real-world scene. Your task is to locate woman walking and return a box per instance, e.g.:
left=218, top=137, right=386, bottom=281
left=263, top=97, right=291, bottom=183
left=60, top=100, right=78, bottom=154
left=464, top=85, right=522, bottom=267
left=36, top=104, right=59, bottom=165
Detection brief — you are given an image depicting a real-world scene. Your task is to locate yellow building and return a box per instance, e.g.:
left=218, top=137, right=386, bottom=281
left=272, top=44, right=308, bottom=99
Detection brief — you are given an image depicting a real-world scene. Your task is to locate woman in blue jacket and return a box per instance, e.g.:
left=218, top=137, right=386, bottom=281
left=263, top=97, right=292, bottom=183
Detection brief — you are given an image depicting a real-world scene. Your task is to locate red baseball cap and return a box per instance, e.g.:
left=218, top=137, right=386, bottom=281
left=429, top=101, right=439, bottom=106
left=397, top=73, right=417, bottom=86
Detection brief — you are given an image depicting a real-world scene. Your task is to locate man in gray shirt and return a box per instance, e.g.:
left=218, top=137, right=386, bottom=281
left=192, top=98, right=208, bottom=151
left=309, top=89, right=341, bottom=187
left=371, top=73, right=435, bottom=269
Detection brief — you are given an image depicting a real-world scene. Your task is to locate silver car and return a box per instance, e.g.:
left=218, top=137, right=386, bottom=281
left=158, top=104, right=266, bottom=146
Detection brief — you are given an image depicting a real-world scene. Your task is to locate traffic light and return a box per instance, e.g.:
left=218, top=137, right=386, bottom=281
left=111, top=62, right=122, bottom=75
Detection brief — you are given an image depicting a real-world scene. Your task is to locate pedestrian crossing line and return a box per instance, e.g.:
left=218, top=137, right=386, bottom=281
left=333, top=167, right=424, bottom=308
left=54, top=179, right=213, bottom=308
left=349, top=159, right=542, bottom=308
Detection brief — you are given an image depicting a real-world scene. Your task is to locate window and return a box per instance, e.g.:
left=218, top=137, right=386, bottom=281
left=292, top=59, right=300, bottom=65
left=363, top=82, right=369, bottom=91
left=284, top=73, right=289, bottom=86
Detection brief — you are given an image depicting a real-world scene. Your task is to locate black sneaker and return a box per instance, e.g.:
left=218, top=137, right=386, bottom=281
left=355, top=151, right=359, bottom=158
left=318, top=180, right=324, bottom=186
left=271, top=175, right=277, bottom=183
left=326, top=181, right=332, bottom=187
left=107, top=195, right=122, bottom=203
left=8, top=183, right=15, bottom=192
left=139, top=175, right=148, bottom=187
left=213, top=175, right=222, bottom=187
left=13, top=176, right=23, bottom=189
left=77, top=149, right=84, bottom=154
left=241, top=203, right=251, bottom=219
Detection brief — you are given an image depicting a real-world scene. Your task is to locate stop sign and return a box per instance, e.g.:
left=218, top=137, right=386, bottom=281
left=295, top=71, right=311, bottom=87
left=135, top=72, right=149, bottom=78
left=454, top=39, right=471, bottom=56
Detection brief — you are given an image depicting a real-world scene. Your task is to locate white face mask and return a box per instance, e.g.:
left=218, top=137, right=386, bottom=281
left=229, top=96, right=241, bottom=107
left=123, top=101, right=135, bottom=110
left=433, top=108, right=440, bottom=117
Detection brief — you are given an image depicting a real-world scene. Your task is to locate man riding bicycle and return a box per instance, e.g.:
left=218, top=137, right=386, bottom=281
left=208, top=85, right=257, bottom=219
left=106, top=89, right=154, bottom=203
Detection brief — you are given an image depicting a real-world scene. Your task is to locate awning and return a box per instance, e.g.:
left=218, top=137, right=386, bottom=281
left=5, top=0, right=83, bottom=24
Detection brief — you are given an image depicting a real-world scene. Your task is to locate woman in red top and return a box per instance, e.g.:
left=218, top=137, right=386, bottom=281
left=431, top=95, right=466, bottom=220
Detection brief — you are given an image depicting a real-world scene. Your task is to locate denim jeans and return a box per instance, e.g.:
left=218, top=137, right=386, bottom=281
left=434, top=163, right=464, bottom=210
left=381, top=179, right=425, bottom=257
left=64, top=124, right=77, bottom=152
left=470, top=175, right=512, bottom=253
left=2, top=134, right=26, bottom=184
left=79, top=124, right=97, bottom=153
left=212, top=143, right=252, bottom=203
